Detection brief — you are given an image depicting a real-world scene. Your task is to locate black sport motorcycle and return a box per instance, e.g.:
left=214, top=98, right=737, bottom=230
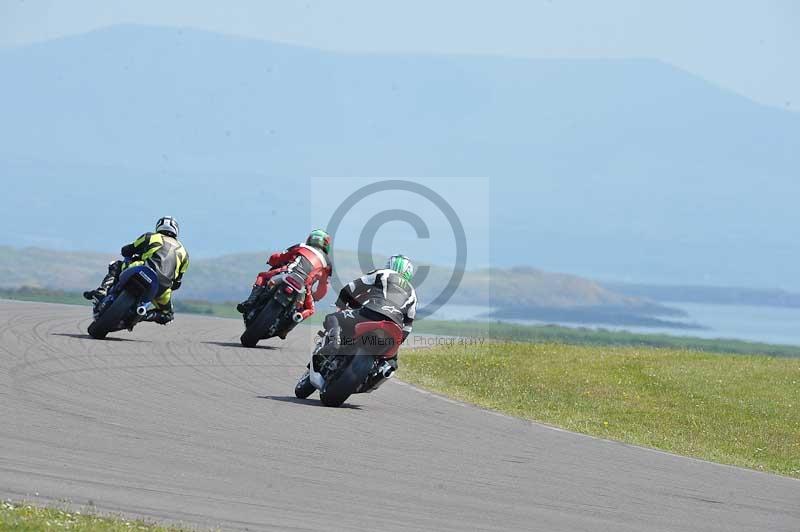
left=240, top=272, right=307, bottom=347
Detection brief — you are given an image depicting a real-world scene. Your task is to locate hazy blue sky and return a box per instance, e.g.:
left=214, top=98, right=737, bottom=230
left=1, top=0, right=798, bottom=110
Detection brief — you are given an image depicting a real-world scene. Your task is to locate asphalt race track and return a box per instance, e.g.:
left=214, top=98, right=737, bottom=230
left=0, top=301, right=798, bottom=531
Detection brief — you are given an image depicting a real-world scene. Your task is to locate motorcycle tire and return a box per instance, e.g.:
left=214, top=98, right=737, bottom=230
left=320, top=352, right=375, bottom=407
left=88, top=290, right=136, bottom=340
left=240, top=300, right=282, bottom=348
left=294, top=371, right=316, bottom=399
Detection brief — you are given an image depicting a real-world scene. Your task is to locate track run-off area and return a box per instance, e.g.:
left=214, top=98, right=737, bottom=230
left=0, top=301, right=798, bottom=531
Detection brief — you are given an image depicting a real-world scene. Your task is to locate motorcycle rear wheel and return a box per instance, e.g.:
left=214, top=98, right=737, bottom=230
left=88, top=291, right=135, bottom=339
left=320, top=353, right=375, bottom=407
left=240, top=300, right=282, bottom=348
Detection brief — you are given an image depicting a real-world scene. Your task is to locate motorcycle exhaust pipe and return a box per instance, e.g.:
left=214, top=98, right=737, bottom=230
left=136, top=305, right=148, bottom=316
left=379, top=362, right=396, bottom=379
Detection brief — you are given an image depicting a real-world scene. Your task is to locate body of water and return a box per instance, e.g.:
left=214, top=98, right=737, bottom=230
left=426, top=303, right=800, bottom=347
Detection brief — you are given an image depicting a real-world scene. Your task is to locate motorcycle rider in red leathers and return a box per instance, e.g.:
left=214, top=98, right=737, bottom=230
left=237, top=229, right=332, bottom=338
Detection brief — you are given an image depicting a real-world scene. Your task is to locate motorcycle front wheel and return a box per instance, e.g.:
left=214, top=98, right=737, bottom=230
left=294, top=370, right=316, bottom=399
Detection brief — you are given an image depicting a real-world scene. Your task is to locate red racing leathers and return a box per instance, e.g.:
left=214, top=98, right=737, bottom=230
left=254, top=243, right=331, bottom=320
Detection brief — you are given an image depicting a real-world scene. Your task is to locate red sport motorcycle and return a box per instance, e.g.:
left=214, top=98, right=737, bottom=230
left=294, top=316, right=402, bottom=407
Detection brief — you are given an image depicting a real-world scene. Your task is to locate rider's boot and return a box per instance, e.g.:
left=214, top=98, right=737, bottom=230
left=236, top=284, right=265, bottom=314
left=312, top=327, right=340, bottom=371
left=83, top=260, right=122, bottom=301
left=144, top=306, right=174, bottom=325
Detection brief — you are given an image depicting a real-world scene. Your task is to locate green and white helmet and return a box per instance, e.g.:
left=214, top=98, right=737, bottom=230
left=306, top=229, right=332, bottom=254
left=386, top=254, right=414, bottom=282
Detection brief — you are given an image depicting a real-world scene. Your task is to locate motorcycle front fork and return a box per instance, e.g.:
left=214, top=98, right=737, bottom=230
left=308, top=333, right=328, bottom=390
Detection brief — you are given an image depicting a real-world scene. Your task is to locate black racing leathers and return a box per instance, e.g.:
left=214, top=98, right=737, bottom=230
left=324, top=269, right=417, bottom=392
left=335, top=268, right=417, bottom=341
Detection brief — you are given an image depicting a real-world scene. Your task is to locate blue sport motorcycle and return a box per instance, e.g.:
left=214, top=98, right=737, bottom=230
left=88, top=264, right=161, bottom=339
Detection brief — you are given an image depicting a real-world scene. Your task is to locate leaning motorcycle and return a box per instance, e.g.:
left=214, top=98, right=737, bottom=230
left=240, top=272, right=307, bottom=347
left=294, top=317, right=402, bottom=407
left=88, top=264, right=161, bottom=339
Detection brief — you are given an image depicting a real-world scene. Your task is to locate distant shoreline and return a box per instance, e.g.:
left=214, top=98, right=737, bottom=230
left=605, top=282, right=800, bottom=309
left=484, top=305, right=705, bottom=330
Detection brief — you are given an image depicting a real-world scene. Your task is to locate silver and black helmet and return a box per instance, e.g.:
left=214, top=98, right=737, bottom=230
left=155, top=216, right=180, bottom=238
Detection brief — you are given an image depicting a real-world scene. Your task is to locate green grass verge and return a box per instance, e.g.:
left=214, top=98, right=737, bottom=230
left=0, top=286, right=89, bottom=306
left=0, top=286, right=242, bottom=320
left=412, top=319, right=800, bottom=357
left=0, top=287, right=325, bottom=324
left=400, top=342, right=800, bottom=477
left=0, top=501, right=193, bottom=531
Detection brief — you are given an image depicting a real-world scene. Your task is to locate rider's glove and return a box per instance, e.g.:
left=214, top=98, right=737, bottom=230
left=292, top=312, right=304, bottom=323
left=120, top=244, right=136, bottom=258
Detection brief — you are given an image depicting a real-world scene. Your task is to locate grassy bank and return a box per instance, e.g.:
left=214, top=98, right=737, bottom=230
left=0, top=286, right=89, bottom=306
left=0, top=501, right=191, bottom=531
left=412, top=319, right=800, bottom=357
left=400, top=342, right=800, bottom=477
left=0, top=286, right=323, bottom=323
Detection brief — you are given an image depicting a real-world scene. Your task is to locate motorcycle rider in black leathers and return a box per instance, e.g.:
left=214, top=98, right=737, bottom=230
left=317, top=254, right=417, bottom=392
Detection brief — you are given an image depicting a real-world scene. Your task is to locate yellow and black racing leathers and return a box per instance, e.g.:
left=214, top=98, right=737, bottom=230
left=121, top=232, right=189, bottom=308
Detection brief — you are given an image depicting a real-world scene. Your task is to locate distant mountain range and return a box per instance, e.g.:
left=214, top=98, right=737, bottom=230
left=2, top=25, right=800, bottom=290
